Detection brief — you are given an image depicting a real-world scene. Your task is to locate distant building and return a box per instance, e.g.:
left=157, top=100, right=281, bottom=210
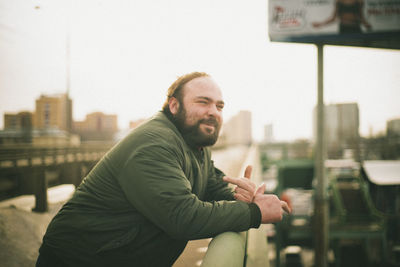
left=1, top=111, right=34, bottom=144
left=113, top=118, right=147, bottom=142
left=260, top=139, right=312, bottom=163
left=221, top=110, right=252, bottom=146
left=74, top=112, right=118, bottom=141
left=35, top=93, right=73, bottom=132
left=387, top=118, right=400, bottom=137
left=313, top=103, right=360, bottom=159
left=264, top=124, right=274, bottom=143
left=4, top=111, right=33, bottom=130
left=1, top=109, right=79, bottom=146
left=1, top=93, right=79, bottom=146
left=31, top=128, right=80, bottom=146
left=129, top=119, right=146, bottom=129
left=0, top=129, right=31, bottom=145
left=385, top=117, right=400, bottom=158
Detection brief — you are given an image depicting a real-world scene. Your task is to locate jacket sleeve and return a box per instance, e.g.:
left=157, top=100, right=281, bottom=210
left=204, top=163, right=235, bottom=201
left=116, top=143, right=253, bottom=240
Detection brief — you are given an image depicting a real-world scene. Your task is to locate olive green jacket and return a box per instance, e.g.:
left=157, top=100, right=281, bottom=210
left=42, top=112, right=260, bottom=266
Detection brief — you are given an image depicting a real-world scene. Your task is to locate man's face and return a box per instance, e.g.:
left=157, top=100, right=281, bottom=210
left=171, top=76, right=224, bottom=148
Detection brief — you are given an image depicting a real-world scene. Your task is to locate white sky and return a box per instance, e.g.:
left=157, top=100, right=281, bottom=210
left=0, top=0, right=399, bottom=141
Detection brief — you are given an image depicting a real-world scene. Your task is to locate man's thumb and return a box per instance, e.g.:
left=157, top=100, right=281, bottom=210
left=244, top=165, right=252, bottom=179
left=255, top=183, right=266, bottom=195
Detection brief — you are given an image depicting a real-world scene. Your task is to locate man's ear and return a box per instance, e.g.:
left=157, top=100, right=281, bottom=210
left=169, top=97, right=180, bottom=115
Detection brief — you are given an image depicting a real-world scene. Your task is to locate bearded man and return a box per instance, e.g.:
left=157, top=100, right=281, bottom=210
left=36, top=72, right=289, bottom=267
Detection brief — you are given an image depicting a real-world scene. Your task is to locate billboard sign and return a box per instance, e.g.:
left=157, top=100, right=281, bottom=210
left=268, top=0, right=400, bottom=47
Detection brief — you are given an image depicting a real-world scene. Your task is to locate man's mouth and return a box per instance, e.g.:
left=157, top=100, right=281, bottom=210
left=200, top=118, right=218, bottom=133
left=200, top=119, right=218, bottom=128
left=203, top=123, right=215, bottom=129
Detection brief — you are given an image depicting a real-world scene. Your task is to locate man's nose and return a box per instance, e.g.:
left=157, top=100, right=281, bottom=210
left=207, top=104, right=220, bottom=118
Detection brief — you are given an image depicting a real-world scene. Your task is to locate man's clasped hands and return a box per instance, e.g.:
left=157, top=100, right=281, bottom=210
left=223, top=165, right=291, bottom=224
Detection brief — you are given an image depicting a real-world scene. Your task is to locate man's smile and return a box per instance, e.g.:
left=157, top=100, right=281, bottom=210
left=201, top=123, right=215, bottom=133
left=199, top=118, right=219, bottom=134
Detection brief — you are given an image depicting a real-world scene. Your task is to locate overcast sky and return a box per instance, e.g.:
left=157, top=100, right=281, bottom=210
left=1, top=0, right=399, bottom=141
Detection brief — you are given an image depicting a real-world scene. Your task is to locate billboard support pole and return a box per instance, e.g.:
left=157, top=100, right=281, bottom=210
left=314, top=43, right=329, bottom=267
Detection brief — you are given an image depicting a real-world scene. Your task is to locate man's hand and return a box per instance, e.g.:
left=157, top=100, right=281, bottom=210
left=223, top=164, right=291, bottom=223
left=223, top=165, right=257, bottom=203
left=253, top=183, right=291, bottom=223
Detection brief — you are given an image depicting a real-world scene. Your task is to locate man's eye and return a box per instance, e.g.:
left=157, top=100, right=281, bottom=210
left=217, top=105, right=224, bottom=110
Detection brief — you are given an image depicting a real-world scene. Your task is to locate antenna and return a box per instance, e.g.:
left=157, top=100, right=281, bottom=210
left=66, top=27, right=70, bottom=97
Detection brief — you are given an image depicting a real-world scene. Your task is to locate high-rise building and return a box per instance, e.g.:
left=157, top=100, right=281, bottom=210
left=73, top=112, right=118, bottom=141
left=35, top=93, right=73, bottom=132
left=313, top=103, right=360, bottom=159
left=387, top=118, right=400, bottom=137
left=386, top=117, right=400, bottom=157
left=264, top=124, right=274, bottom=143
left=222, top=110, right=252, bottom=145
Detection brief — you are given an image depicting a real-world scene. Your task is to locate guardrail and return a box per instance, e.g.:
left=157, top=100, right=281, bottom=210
left=201, top=144, right=270, bottom=267
left=0, top=143, right=113, bottom=168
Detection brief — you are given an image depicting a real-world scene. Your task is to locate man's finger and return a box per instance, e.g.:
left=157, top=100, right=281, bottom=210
left=255, top=183, right=266, bottom=195
left=281, top=201, right=291, bottom=214
left=234, top=193, right=251, bottom=203
left=234, top=186, right=245, bottom=194
left=223, top=177, right=255, bottom=192
left=244, top=165, right=252, bottom=179
left=235, top=187, right=252, bottom=197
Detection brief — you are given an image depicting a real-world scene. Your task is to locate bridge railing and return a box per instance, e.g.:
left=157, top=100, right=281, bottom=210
left=0, top=143, right=114, bottom=168
left=0, top=142, right=115, bottom=211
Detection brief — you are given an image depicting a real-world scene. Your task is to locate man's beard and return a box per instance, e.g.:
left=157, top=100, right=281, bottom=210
left=171, top=106, right=221, bottom=148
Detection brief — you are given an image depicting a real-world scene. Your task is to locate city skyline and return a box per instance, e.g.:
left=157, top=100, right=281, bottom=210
left=1, top=0, right=399, bottom=141
left=2, top=92, right=397, bottom=140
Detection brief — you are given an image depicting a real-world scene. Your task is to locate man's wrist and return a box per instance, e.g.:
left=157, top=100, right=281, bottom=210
left=248, top=202, right=261, bottom=228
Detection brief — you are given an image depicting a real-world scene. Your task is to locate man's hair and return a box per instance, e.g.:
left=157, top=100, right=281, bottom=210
left=162, top=72, right=210, bottom=115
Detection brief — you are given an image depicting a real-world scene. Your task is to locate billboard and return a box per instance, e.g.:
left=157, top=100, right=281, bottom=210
left=268, top=0, right=400, bottom=47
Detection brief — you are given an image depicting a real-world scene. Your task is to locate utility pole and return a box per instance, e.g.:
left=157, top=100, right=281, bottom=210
left=314, top=43, right=329, bottom=267
left=66, top=10, right=71, bottom=97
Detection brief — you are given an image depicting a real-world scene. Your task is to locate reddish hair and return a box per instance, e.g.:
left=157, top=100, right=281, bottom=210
left=162, top=72, right=209, bottom=114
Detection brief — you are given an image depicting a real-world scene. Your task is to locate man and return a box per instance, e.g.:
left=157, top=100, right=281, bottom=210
left=37, top=72, right=290, bottom=267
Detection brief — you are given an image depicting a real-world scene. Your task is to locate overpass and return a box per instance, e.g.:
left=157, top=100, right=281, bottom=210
left=0, top=143, right=113, bottom=211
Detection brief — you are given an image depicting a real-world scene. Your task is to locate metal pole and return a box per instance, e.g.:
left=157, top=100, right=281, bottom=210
left=314, top=43, right=329, bottom=267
